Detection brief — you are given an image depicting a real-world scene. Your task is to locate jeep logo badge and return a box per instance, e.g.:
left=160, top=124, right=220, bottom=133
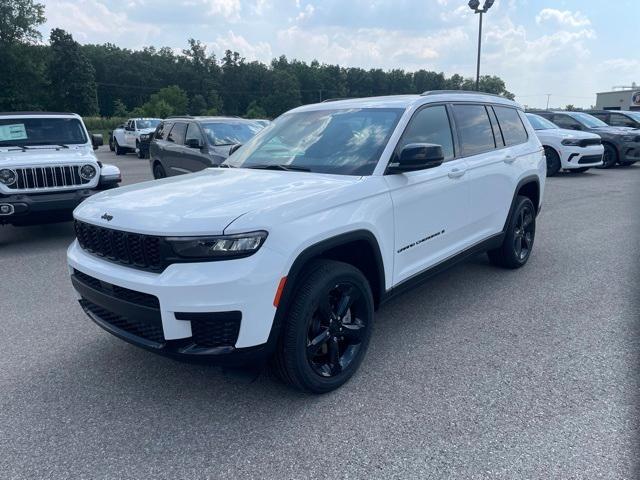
left=101, top=213, right=113, bottom=221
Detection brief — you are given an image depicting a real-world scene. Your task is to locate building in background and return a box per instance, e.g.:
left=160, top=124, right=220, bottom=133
left=596, top=83, right=640, bottom=111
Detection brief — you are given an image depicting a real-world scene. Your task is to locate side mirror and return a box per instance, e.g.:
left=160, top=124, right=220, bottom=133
left=388, top=143, right=444, bottom=174
left=185, top=138, right=203, bottom=149
left=91, top=133, right=104, bottom=150
left=229, top=144, right=243, bottom=155
left=570, top=125, right=582, bottom=131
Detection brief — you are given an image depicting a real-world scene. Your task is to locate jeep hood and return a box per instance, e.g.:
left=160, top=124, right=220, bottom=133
left=73, top=168, right=360, bottom=236
left=0, top=146, right=97, bottom=167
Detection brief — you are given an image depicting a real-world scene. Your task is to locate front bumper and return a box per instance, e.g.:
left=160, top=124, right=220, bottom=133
left=620, top=141, right=640, bottom=163
left=560, top=144, right=604, bottom=169
left=67, top=240, right=287, bottom=363
left=0, top=189, right=95, bottom=225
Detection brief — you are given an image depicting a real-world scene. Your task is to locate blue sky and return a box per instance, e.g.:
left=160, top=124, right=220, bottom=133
left=39, top=0, right=638, bottom=108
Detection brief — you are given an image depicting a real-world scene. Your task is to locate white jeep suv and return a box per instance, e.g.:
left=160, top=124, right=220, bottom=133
left=67, top=92, right=545, bottom=393
left=1, top=112, right=121, bottom=226
left=527, top=113, right=603, bottom=176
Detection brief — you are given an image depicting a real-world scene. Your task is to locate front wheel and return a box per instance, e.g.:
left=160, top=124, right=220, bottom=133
left=598, top=144, right=618, bottom=169
left=273, top=260, right=374, bottom=394
left=152, top=162, right=166, bottom=179
left=544, top=147, right=561, bottom=177
left=114, top=139, right=125, bottom=156
left=488, top=196, right=536, bottom=269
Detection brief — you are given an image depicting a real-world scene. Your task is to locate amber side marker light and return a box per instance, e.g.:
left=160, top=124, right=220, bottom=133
left=273, top=277, right=287, bottom=307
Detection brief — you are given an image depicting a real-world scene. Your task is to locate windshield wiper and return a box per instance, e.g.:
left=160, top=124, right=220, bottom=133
left=219, top=163, right=236, bottom=168
left=25, top=142, right=70, bottom=149
left=247, top=164, right=311, bottom=172
left=0, top=143, right=29, bottom=151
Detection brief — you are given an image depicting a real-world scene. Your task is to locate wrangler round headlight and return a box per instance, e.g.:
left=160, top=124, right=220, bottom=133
left=166, top=231, right=268, bottom=259
left=79, top=164, right=97, bottom=180
left=0, top=168, right=16, bottom=186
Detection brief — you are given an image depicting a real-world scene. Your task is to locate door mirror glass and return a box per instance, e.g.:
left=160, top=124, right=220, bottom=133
left=388, top=143, right=444, bottom=173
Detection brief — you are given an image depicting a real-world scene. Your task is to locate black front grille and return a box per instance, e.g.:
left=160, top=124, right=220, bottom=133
left=579, top=138, right=601, bottom=147
left=75, top=221, right=164, bottom=272
left=9, top=165, right=92, bottom=190
left=80, top=299, right=165, bottom=344
left=579, top=154, right=603, bottom=164
left=74, top=269, right=160, bottom=309
left=176, top=312, right=241, bottom=348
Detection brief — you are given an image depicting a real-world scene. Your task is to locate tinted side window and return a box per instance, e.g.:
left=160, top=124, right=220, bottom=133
left=552, top=115, right=581, bottom=129
left=186, top=123, right=204, bottom=144
left=154, top=122, right=167, bottom=140
left=590, top=112, right=608, bottom=122
left=167, top=122, right=187, bottom=144
left=397, top=105, right=455, bottom=161
left=452, top=104, right=495, bottom=156
left=609, top=113, right=636, bottom=127
left=494, top=106, right=528, bottom=146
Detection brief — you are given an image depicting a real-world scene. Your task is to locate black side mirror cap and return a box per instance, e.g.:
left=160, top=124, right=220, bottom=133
left=91, top=133, right=104, bottom=150
left=229, top=144, right=243, bottom=155
left=387, top=143, right=444, bottom=174
left=185, top=138, right=203, bottom=149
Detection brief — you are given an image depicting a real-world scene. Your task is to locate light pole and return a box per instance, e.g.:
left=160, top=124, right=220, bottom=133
left=468, top=0, right=495, bottom=91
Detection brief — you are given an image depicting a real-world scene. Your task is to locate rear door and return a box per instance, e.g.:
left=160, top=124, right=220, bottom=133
left=385, top=104, right=471, bottom=285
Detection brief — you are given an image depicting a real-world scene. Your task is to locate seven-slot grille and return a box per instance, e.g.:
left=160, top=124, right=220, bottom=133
left=7, top=165, right=92, bottom=190
left=74, top=220, right=164, bottom=271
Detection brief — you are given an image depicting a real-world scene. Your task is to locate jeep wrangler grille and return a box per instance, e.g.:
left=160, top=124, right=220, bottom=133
left=8, top=165, right=92, bottom=191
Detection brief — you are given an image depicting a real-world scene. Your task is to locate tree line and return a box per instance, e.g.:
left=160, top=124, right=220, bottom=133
left=1, top=0, right=515, bottom=120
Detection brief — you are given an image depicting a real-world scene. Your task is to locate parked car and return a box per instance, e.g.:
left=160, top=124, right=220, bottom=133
left=149, top=116, right=265, bottom=179
left=584, top=110, right=640, bottom=129
left=108, top=124, right=125, bottom=152
left=529, top=110, right=640, bottom=167
left=68, top=92, right=545, bottom=393
left=526, top=113, right=603, bottom=176
left=0, top=112, right=121, bottom=226
left=112, top=118, right=162, bottom=156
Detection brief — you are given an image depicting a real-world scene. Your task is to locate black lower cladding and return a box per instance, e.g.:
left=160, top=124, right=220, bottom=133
left=72, top=270, right=259, bottom=363
left=579, top=154, right=603, bottom=165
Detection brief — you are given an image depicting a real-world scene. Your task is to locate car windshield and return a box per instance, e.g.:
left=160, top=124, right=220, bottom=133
left=202, top=122, right=264, bottom=146
left=224, top=108, right=404, bottom=176
left=570, top=112, right=608, bottom=128
left=136, top=119, right=161, bottom=129
left=527, top=114, right=557, bottom=130
left=0, top=117, right=87, bottom=147
left=626, top=111, right=640, bottom=122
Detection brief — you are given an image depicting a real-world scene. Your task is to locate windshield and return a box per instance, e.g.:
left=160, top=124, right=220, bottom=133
left=0, top=117, right=87, bottom=147
left=570, top=112, right=608, bottom=128
left=136, top=119, right=161, bottom=130
left=527, top=114, right=557, bottom=130
left=626, top=111, right=640, bottom=122
left=202, top=122, right=264, bottom=146
left=224, top=108, right=404, bottom=176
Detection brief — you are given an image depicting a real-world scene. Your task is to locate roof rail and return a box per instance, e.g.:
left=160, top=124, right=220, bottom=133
left=321, top=97, right=355, bottom=103
left=420, top=90, right=506, bottom=99
left=166, top=115, right=195, bottom=119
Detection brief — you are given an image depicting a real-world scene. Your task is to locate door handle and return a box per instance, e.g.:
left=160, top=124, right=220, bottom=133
left=504, top=155, right=516, bottom=164
left=448, top=168, right=466, bottom=179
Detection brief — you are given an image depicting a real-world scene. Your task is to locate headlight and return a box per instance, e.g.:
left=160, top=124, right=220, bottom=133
left=79, top=164, right=97, bottom=180
left=0, top=168, right=16, bottom=186
left=166, top=231, right=268, bottom=259
left=140, top=134, right=150, bottom=141
left=621, top=134, right=640, bottom=142
left=561, top=139, right=582, bottom=146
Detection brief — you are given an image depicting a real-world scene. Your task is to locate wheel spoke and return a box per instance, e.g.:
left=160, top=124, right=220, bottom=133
left=514, top=235, right=522, bottom=257
left=328, top=337, right=341, bottom=375
left=307, top=329, right=330, bottom=356
left=523, top=232, right=533, bottom=250
left=522, top=212, right=533, bottom=229
left=341, top=322, right=365, bottom=343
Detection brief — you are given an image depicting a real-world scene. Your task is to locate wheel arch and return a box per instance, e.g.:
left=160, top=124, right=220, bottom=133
left=503, top=176, right=540, bottom=232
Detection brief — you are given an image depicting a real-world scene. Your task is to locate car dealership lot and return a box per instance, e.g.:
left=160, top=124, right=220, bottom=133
left=1, top=148, right=638, bottom=478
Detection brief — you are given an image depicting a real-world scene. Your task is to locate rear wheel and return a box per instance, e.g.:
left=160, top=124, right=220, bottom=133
left=273, top=260, right=374, bottom=394
left=114, top=139, right=125, bottom=156
left=598, top=144, right=617, bottom=169
left=108, top=136, right=115, bottom=152
left=152, top=162, right=166, bottom=179
left=544, top=147, right=561, bottom=177
left=488, top=196, right=536, bottom=269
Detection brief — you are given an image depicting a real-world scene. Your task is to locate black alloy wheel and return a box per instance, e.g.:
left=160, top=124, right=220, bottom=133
left=544, top=147, right=561, bottom=177
left=153, top=162, right=166, bottom=179
left=487, top=195, right=536, bottom=269
left=598, top=144, right=617, bottom=169
left=513, top=203, right=535, bottom=262
left=306, top=282, right=367, bottom=378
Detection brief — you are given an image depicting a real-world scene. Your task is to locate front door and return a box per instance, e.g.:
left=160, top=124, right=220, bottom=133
left=385, top=104, right=471, bottom=286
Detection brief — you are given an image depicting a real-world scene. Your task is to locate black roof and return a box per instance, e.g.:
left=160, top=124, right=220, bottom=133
left=0, top=111, right=77, bottom=116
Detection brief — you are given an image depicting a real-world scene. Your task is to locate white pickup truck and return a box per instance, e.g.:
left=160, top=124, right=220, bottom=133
left=0, top=112, right=121, bottom=226
left=112, top=118, right=162, bottom=156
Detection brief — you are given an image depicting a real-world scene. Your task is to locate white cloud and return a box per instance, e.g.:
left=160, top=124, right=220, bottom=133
left=536, top=9, right=591, bottom=28
left=295, top=4, right=315, bottom=22
left=203, top=0, right=242, bottom=19
left=209, top=31, right=273, bottom=61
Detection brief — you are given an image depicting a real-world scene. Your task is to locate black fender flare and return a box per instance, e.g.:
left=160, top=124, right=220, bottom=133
left=502, top=175, right=541, bottom=232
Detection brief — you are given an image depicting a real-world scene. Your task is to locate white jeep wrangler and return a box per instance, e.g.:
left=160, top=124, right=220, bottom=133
left=0, top=112, right=121, bottom=226
left=68, top=92, right=545, bottom=393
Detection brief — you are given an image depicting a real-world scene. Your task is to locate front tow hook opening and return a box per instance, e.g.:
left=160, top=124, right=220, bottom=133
left=0, top=204, right=15, bottom=216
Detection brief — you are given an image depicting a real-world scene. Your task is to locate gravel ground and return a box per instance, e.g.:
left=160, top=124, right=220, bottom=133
left=1, top=147, right=638, bottom=479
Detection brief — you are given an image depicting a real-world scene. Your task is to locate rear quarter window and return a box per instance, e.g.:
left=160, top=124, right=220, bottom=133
left=493, top=106, right=528, bottom=146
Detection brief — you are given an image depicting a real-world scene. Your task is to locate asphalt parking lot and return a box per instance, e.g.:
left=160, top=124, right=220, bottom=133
left=1, top=147, right=638, bottom=479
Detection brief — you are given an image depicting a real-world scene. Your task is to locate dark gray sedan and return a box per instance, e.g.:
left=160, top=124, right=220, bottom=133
left=149, top=116, right=265, bottom=178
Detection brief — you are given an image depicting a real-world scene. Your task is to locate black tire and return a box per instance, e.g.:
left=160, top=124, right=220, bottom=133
left=544, top=147, right=561, bottom=177
left=109, top=137, right=115, bottom=152
left=618, top=161, right=636, bottom=167
left=273, top=260, right=374, bottom=394
left=488, top=196, right=536, bottom=269
left=136, top=141, right=144, bottom=159
left=569, top=167, right=590, bottom=173
left=152, top=162, right=166, bottom=179
left=598, top=144, right=618, bottom=169
left=114, top=139, right=125, bottom=156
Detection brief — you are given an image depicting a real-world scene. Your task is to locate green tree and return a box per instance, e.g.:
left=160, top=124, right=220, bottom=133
left=264, top=69, right=301, bottom=117
left=112, top=98, right=128, bottom=117
left=141, top=85, right=188, bottom=117
left=0, top=0, right=45, bottom=45
left=48, top=28, right=98, bottom=115
left=245, top=100, right=266, bottom=119
left=189, top=94, right=207, bottom=115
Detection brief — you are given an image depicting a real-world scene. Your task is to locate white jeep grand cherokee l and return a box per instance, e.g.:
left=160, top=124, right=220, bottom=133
left=1, top=112, right=121, bottom=226
left=67, top=92, right=545, bottom=393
